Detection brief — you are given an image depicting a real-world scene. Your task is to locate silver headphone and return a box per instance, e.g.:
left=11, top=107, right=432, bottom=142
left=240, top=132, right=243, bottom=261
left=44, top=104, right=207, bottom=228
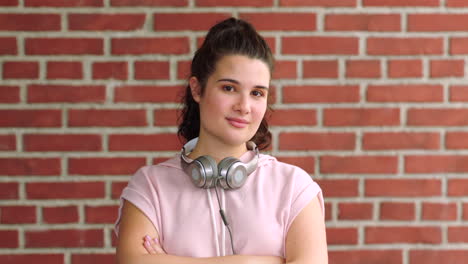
left=180, top=137, right=259, bottom=190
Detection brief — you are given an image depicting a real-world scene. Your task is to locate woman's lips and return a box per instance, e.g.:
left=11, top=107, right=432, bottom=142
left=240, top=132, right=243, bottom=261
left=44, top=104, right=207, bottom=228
left=226, top=117, right=249, bottom=128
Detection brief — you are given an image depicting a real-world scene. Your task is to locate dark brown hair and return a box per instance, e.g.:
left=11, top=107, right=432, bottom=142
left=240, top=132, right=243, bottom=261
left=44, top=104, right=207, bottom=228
left=177, top=17, right=274, bottom=150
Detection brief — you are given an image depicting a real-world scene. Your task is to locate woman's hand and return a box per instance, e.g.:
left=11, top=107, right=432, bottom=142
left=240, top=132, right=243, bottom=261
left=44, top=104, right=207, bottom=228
left=143, top=235, right=166, bottom=255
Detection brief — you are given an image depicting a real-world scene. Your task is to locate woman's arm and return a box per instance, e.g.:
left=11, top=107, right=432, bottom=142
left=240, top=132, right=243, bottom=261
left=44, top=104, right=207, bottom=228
left=116, top=200, right=284, bottom=264
left=285, top=195, right=328, bottom=264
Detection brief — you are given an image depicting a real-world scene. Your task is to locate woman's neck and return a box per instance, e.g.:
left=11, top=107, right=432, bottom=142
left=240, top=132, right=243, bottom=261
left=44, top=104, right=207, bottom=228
left=187, top=136, right=248, bottom=163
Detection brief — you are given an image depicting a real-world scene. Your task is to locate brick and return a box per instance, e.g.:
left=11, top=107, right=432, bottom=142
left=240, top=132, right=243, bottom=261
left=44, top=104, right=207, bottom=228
left=177, top=60, right=191, bottom=80
left=134, top=62, right=169, bottom=81
left=450, top=85, right=468, bottom=102
left=366, top=226, right=441, bottom=244
left=326, top=14, right=400, bottom=31
left=430, top=59, right=464, bottom=77
left=0, top=37, right=17, bottom=54
left=450, top=37, right=468, bottom=54
left=111, top=0, right=187, bottom=6
left=0, top=158, right=60, bottom=176
left=154, top=13, right=230, bottom=31
left=112, top=37, right=189, bottom=55
left=0, top=0, right=18, bottom=6
left=71, top=254, right=115, bottom=264
left=283, top=37, right=358, bottom=55
left=303, top=60, right=338, bottom=78
left=280, top=0, right=356, bottom=7
left=197, top=0, right=272, bottom=6
left=26, top=38, right=103, bottom=55
left=0, top=135, right=15, bottom=150
left=446, top=131, right=468, bottom=149
left=448, top=179, right=468, bottom=196
left=367, top=38, right=443, bottom=55
left=447, top=0, right=468, bottom=7
left=26, top=229, right=103, bottom=248
left=0, top=14, right=60, bottom=31
left=464, top=203, right=468, bottom=220
left=283, top=85, right=359, bottom=103
left=324, top=108, right=400, bottom=126
left=109, top=133, right=181, bottom=151
left=329, top=250, right=402, bottom=264
left=346, top=60, right=381, bottom=78
left=0, top=183, right=18, bottom=199
left=408, top=108, right=468, bottom=126
left=326, top=227, right=358, bottom=245
left=25, top=0, right=103, bottom=6
left=24, top=134, right=101, bottom=152
left=26, top=182, right=105, bottom=199
left=115, top=85, right=181, bottom=103
left=324, top=203, right=332, bottom=220
left=273, top=60, right=297, bottom=79
left=280, top=132, right=355, bottom=150
left=0, top=206, right=36, bottom=224
left=410, top=250, right=468, bottom=264
left=43, top=206, right=79, bottom=223
left=0, top=85, right=19, bottom=103
left=85, top=205, right=119, bottom=223
left=422, top=202, right=457, bottom=221
left=315, top=179, right=359, bottom=197
left=338, top=203, right=373, bottom=220
left=365, top=179, right=441, bottom=197
left=69, top=157, right=145, bottom=175
left=69, top=14, right=145, bottom=31
left=363, top=132, right=440, bottom=150
left=363, top=0, right=439, bottom=6
left=380, top=202, right=415, bottom=221
left=388, top=59, right=422, bottom=78
left=154, top=109, right=179, bottom=126
left=3, top=61, right=39, bottom=79
left=28, top=85, right=105, bottom=103
left=46, top=61, right=83, bottom=79
left=240, top=13, right=316, bottom=31
left=276, top=156, right=315, bottom=173
left=268, top=109, right=316, bottom=126
left=406, top=155, right=468, bottom=173
left=321, top=155, right=397, bottom=174
left=92, top=62, right=128, bottom=80
left=0, top=254, right=63, bottom=264
left=0, top=230, right=18, bottom=248
left=111, top=181, right=128, bottom=199
left=0, top=110, right=61, bottom=127
left=409, top=14, right=468, bottom=31
left=69, top=109, right=147, bottom=127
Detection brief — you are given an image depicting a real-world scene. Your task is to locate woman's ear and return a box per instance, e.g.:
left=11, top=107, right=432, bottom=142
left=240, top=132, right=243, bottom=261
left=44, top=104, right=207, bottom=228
left=189, top=77, right=201, bottom=103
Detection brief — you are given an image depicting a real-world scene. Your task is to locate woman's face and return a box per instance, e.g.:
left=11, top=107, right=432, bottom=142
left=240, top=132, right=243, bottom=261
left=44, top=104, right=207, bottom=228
left=191, top=54, right=270, bottom=147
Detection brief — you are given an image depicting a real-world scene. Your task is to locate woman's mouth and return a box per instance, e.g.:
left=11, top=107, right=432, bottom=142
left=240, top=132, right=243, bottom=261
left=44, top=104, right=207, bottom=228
left=226, top=117, right=249, bottom=128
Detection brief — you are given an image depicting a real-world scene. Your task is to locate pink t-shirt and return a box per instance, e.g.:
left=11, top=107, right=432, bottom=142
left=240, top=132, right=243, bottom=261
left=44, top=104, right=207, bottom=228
left=115, top=152, right=324, bottom=258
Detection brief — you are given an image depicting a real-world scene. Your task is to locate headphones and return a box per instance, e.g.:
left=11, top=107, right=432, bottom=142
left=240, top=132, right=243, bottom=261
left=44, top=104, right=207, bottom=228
left=180, top=137, right=259, bottom=190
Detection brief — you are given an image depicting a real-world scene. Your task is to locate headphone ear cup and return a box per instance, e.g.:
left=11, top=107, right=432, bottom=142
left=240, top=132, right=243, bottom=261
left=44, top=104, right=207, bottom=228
left=218, top=157, right=247, bottom=190
left=189, top=155, right=218, bottom=188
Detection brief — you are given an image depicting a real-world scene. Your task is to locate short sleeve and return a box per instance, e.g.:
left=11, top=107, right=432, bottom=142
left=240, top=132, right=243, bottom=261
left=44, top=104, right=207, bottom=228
left=114, top=166, right=161, bottom=237
left=285, top=169, right=324, bottom=234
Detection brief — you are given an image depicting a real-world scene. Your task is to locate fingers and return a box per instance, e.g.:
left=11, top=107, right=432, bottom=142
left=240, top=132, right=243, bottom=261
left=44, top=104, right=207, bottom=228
left=143, top=235, right=167, bottom=255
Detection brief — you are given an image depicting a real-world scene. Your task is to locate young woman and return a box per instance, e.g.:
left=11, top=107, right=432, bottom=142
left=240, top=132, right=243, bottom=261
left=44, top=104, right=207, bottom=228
left=115, top=18, right=328, bottom=264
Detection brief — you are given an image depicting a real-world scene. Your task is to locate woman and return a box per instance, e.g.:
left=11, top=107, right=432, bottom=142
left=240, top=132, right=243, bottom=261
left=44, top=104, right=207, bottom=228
left=115, top=17, right=328, bottom=264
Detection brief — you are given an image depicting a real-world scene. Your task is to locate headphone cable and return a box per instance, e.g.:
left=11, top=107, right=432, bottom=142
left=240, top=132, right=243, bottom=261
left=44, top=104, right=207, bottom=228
left=214, top=182, right=236, bottom=255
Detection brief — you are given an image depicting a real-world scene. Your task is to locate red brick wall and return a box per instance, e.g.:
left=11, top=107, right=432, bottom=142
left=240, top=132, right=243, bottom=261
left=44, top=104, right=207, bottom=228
left=1, top=1, right=468, bottom=264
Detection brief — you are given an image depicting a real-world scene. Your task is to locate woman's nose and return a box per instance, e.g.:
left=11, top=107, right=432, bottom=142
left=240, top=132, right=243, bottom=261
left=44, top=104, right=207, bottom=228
left=233, top=94, right=250, bottom=114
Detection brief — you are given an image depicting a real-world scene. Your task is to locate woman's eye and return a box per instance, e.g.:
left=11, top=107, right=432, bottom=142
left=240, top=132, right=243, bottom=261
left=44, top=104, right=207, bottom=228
left=223, top=85, right=234, bottom=91
left=252, top=90, right=264, bottom=97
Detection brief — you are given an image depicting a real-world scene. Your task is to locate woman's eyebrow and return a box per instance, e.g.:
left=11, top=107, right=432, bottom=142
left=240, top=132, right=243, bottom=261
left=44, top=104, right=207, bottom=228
left=217, top=78, right=269, bottom=90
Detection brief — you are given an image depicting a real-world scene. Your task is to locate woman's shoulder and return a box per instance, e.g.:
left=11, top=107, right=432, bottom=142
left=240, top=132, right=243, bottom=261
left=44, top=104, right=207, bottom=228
left=258, top=154, right=310, bottom=176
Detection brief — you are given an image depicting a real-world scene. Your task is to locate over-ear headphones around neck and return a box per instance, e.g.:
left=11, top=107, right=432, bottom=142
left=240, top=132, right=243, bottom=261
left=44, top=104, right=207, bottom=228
left=180, top=137, right=259, bottom=190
